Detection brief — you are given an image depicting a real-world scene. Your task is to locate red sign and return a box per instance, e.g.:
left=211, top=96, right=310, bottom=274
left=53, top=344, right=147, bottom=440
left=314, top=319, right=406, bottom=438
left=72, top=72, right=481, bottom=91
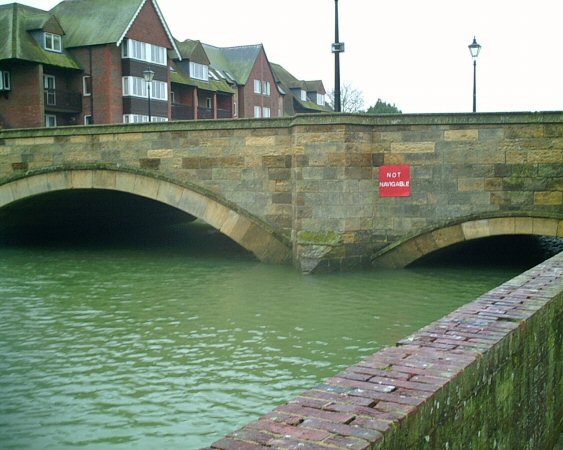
left=379, top=165, right=411, bottom=197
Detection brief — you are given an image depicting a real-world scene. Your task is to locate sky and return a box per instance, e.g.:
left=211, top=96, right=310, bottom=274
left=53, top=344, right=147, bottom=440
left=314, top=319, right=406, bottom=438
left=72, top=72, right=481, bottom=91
left=4, top=0, right=563, bottom=113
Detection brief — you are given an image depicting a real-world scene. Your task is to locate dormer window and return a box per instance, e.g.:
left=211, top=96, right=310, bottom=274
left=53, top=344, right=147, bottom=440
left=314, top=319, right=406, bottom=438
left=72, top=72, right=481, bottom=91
left=300, top=89, right=307, bottom=102
left=189, top=62, right=208, bottom=81
left=44, top=32, right=62, bottom=52
left=316, top=93, right=325, bottom=106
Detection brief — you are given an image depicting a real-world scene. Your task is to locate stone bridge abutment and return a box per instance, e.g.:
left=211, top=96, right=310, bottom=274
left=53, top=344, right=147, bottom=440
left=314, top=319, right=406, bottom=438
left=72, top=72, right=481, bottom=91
left=0, top=112, right=561, bottom=271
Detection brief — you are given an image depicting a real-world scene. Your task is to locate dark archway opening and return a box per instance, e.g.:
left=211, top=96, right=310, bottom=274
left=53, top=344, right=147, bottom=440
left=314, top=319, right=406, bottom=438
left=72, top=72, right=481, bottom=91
left=0, top=190, right=252, bottom=258
left=409, top=235, right=562, bottom=270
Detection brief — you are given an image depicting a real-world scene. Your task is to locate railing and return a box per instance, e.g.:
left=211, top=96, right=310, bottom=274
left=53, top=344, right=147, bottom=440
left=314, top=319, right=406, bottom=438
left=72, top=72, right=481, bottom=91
left=171, top=104, right=194, bottom=120
left=44, top=89, right=82, bottom=113
left=197, top=106, right=213, bottom=120
left=217, top=108, right=232, bottom=119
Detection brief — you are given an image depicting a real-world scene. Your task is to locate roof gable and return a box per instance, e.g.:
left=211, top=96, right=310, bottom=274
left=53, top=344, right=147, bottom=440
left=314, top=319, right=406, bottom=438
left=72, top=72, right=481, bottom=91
left=174, top=39, right=209, bottom=65
left=51, top=0, right=180, bottom=58
left=203, top=43, right=263, bottom=85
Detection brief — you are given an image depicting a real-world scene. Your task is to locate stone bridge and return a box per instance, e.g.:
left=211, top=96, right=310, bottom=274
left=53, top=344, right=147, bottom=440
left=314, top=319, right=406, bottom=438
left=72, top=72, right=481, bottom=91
left=0, top=112, right=561, bottom=272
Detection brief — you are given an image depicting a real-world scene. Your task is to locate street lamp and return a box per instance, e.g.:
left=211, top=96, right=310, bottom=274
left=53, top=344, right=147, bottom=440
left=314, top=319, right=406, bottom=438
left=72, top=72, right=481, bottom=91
left=468, top=37, right=481, bottom=113
left=143, top=67, right=155, bottom=122
left=332, top=0, right=345, bottom=112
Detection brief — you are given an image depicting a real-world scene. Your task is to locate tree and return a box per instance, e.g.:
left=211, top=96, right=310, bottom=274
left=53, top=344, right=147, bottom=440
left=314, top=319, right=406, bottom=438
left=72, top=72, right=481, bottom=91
left=328, top=84, right=365, bottom=113
left=365, top=99, right=402, bottom=114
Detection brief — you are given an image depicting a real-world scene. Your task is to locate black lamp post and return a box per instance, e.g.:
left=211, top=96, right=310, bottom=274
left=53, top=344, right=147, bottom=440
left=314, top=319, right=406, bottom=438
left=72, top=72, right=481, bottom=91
left=332, top=0, right=345, bottom=112
left=143, top=67, right=155, bottom=122
left=468, top=37, right=481, bottom=113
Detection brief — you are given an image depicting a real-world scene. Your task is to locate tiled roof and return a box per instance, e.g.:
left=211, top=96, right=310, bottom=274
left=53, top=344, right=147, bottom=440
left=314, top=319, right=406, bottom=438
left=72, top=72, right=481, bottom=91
left=170, top=61, right=234, bottom=94
left=202, top=44, right=263, bottom=85
left=174, top=39, right=209, bottom=65
left=0, top=3, right=81, bottom=69
left=50, top=0, right=143, bottom=47
left=50, top=0, right=180, bottom=58
left=271, top=63, right=332, bottom=113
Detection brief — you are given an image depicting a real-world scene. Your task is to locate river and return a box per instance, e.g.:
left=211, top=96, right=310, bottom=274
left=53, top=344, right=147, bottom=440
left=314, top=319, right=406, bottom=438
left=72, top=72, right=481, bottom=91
left=0, top=221, right=557, bottom=449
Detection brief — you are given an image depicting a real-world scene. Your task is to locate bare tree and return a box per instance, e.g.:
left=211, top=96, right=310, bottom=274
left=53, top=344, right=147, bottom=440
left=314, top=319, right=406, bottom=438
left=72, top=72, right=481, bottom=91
left=328, top=84, right=365, bottom=113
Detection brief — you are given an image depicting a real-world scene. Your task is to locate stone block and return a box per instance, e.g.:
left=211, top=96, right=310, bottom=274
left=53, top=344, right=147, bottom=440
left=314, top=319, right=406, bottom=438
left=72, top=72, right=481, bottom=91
left=531, top=218, right=559, bottom=236
left=534, top=191, right=562, bottom=205
left=444, top=129, right=479, bottom=141
left=70, top=170, right=94, bottom=189
left=458, top=177, right=485, bottom=192
left=462, top=219, right=491, bottom=240
left=390, top=142, right=436, bottom=154
left=148, top=149, right=174, bottom=158
left=489, top=217, right=516, bottom=236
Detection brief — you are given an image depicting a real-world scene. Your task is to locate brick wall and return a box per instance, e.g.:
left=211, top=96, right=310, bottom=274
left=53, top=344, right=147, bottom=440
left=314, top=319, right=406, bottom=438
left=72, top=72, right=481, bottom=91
left=205, top=252, right=563, bottom=449
left=0, top=63, right=43, bottom=128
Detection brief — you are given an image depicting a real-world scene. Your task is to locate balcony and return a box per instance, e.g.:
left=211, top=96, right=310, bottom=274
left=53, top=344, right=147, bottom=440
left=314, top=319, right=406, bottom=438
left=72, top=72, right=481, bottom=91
left=171, top=104, right=194, bottom=120
left=197, top=106, right=213, bottom=120
left=217, top=108, right=232, bottom=119
left=44, top=89, right=82, bottom=113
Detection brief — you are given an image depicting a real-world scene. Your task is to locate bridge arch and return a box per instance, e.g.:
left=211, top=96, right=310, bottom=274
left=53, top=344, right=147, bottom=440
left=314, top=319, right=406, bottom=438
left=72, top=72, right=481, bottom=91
left=0, top=168, right=292, bottom=264
left=372, top=216, right=562, bottom=268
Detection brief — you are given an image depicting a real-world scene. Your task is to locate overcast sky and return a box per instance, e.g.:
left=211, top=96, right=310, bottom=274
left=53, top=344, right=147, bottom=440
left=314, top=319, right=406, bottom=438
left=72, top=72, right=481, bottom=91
left=5, top=0, right=563, bottom=113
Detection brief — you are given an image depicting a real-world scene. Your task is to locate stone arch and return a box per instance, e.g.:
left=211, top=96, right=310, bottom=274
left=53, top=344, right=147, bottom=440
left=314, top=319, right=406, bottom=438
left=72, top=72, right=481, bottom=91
left=372, top=216, right=563, bottom=268
left=0, top=169, right=292, bottom=264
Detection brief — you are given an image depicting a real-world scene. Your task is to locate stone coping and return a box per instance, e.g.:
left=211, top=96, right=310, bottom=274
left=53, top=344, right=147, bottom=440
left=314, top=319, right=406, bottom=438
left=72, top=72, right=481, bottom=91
left=204, top=252, right=563, bottom=449
left=1, top=111, right=562, bottom=138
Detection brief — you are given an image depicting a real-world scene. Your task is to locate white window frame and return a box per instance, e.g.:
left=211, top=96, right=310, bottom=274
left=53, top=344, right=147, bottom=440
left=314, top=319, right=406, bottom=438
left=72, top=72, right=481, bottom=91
left=262, top=107, right=271, bottom=118
left=189, top=62, right=209, bottom=81
left=262, top=81, right=271, bottom=96
left=254, top=106, right=262, bottom=118
left=205, top=97, right=213, bottom=109
left=316, top=93, right=325, bottom=106
left=122, top=76, right=167, bottom=101
left=254, top=79, right=261, bottom=94
left=300, top=89, right=307, bottom=101
left=83, top=76, right=91, bottom=96
left=121, top=39, right=167, bottom=66
left=123, top=114, right=168, bottom=124
left=44, top=32, right=62, bottom=52
left=233, top=102, right=237, bottom=117
left=44, top=74, right=56, bottom=105
left=0, top=70, right=10, bottom=90
left=45, top=114, right=57, bottom=127
left=84, top=115, right=93, bottom=125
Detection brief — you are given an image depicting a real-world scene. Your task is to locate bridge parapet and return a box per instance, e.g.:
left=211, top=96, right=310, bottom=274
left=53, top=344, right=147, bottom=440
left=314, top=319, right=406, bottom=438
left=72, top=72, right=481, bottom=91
left=0, top=112, right=561, bottom=271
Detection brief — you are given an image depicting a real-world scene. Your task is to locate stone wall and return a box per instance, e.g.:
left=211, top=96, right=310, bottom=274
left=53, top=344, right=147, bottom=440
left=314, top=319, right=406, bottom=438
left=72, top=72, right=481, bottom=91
left=205, top=252, right=563, bottom=450
left=0, top=112, right=561, bottom=271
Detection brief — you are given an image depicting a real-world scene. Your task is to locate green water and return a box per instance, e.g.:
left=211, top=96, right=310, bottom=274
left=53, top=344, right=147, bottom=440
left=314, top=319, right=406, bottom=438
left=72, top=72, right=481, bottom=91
left=0, top=224, right=538, bottom=449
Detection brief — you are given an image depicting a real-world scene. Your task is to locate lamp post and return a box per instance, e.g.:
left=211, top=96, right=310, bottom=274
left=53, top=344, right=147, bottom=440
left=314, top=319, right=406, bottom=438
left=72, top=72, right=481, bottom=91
left=332, top=0, right=345, bottom=112
left=468, top=37, right=481, bottom=113
left=143, top=67, right=155, bottom=122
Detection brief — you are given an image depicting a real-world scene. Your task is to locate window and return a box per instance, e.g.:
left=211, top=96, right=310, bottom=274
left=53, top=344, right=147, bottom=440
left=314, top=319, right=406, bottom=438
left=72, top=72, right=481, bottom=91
left=123, top=114, right=168, bottom=123
left=44, top=32, right=62, bottom=52
left=45, top=114, right=57, bottom=127
left=254, top=106, right=261, bottom=118
left=122, top=77, right=167, bottom=101
left=254, top=79, right=261, bottom=94
left=83, top=76, right=91, bottom=96
left=0, top=70, right=10, bottom=91
left=316, top=93, right=325, bottom=106
left=121, top=39, right=167, bottom=66
left=84, top=115, right=93, bottom=125
left=262, top=107, right=271, bottom=118
left=189, top=62, right=208, bottom=81
left=300, top=89, right=307, bottom=101
left=233, top=102, right=237, bottom=117
left=262, top=81, right=271, bottom=96
left=205, top=98, right=212, bottom=109
left=44, top=75, right=56, bottom=105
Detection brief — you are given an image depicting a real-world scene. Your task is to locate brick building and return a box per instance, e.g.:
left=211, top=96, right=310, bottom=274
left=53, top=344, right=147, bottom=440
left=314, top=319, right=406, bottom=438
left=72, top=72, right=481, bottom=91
left=0, top=0, right=329, bottom=129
